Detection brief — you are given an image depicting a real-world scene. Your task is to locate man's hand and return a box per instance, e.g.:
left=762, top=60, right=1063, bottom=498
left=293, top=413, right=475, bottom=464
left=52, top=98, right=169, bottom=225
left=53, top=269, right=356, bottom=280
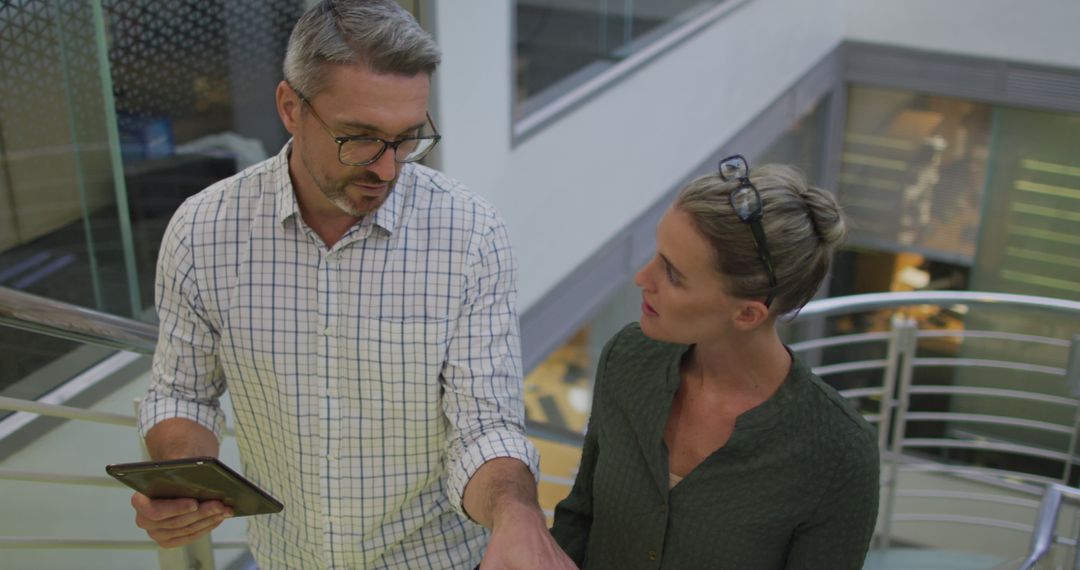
left=479, top=499, right=576, bottom=569
left=131, top=492, right=233, bottom=548
left=136, top=419, right=227, bottom=547
left=463, top=457, right=577, bottom=569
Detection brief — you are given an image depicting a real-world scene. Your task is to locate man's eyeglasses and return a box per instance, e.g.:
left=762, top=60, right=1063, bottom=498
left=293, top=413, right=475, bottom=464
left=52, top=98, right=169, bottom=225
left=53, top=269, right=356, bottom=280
left=291, top=83, right=441, bottom=167
left=718, top=154, right=777, bottom=307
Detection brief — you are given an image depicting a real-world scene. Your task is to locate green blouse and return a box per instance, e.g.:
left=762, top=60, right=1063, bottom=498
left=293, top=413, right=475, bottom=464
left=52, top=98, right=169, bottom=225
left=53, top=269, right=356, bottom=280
left=550, top=323, right=879, bottom=569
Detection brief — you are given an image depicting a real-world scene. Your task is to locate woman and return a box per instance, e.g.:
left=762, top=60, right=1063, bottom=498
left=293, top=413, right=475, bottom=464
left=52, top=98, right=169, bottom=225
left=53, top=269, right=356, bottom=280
left=550, top=155, right=879, bottom=569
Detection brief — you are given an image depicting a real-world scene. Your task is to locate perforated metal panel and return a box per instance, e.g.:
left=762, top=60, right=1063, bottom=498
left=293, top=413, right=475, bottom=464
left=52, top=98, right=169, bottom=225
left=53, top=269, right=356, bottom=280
left=102, top=0, right=303, bottom=143
left=0, top=1, right=113, bottom=248
left=0, top=2, right=103, bottom=159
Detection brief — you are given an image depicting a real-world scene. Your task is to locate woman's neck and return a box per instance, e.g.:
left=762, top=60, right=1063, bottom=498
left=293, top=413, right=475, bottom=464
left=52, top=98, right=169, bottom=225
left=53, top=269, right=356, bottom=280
left=686, top=326, right=791, bottom=402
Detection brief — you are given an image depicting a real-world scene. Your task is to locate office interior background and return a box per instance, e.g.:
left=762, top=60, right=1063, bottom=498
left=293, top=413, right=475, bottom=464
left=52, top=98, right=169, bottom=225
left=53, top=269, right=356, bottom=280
left=1, top=0, right=1079, bottom=568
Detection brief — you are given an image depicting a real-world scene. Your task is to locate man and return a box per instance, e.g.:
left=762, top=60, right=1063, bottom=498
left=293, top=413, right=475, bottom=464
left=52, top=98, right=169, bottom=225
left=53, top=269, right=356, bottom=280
left=130, top=1, right=574, bottom=568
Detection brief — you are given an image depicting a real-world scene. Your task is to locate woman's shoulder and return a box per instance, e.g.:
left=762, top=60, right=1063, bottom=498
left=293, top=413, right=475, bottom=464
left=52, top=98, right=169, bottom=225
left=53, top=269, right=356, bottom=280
left=792, top=359, right=879, bottom=459
left=603, top=322, right=682, bottom=363
left=595, top=323, right=682, bottom=386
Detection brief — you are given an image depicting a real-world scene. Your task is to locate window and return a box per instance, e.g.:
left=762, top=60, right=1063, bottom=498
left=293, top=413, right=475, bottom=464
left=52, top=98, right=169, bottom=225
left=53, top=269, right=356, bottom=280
left=514, top=0, right=734, bottom=130
left=838, top=86, right=992, bottom=265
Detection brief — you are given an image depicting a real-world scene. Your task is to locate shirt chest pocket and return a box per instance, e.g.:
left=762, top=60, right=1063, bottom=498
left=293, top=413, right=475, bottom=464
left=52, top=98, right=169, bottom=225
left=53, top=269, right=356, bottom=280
left=350, top=317, right=452, bottom=420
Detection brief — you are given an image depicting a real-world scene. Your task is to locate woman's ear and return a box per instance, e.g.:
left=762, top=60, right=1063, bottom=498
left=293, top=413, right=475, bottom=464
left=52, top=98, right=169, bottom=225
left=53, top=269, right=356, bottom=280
left=732, top=300, right=770, bottom=331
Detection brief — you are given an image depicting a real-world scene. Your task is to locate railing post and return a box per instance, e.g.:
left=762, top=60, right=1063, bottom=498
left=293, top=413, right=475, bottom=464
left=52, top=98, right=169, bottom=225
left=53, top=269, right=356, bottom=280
left=1061, top=336, right=1080, bottom=486
left=131, top=399, right=217, bottom=570
left=1065, top=335, right=1080, bottom=398
left=876, top=315, right=919, bottom=550
left=157, top=537, right=216, bottom=570
left=1017, top=484, right=1064, bottom=570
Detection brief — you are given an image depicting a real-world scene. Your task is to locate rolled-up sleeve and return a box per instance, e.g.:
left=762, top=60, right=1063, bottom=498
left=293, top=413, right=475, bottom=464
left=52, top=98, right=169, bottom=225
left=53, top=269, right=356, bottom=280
left=441, top=211, right=539, bottom=517
left=137, top=205, right=227, bottom=441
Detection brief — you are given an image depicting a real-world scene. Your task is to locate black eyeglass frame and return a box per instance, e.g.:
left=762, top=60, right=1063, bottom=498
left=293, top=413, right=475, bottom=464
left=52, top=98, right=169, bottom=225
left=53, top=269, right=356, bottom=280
left=718, top=154, right=778, bottom=308
left=290, top=83, right=441, bottom=167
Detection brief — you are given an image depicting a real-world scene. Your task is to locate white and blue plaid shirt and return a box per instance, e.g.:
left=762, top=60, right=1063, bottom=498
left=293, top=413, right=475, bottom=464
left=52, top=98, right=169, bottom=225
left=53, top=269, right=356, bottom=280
left=139, top=143, right=539, bottom=569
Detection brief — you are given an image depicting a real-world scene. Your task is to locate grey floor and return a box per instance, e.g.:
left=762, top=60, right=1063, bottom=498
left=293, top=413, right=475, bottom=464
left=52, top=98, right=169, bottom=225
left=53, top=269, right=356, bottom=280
left=865, top=549, right=1010, bottom=570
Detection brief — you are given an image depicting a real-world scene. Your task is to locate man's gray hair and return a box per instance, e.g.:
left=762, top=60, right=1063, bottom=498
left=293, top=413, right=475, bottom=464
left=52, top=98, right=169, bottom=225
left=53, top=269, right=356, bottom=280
left=283, top=0, right=441, bottom=98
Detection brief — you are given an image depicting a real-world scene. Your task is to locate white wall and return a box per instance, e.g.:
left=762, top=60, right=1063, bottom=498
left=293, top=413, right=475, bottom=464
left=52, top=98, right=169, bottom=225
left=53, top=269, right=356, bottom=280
left=434, top=0, right=846, bottom=311
left=846, top=0, right=1080, bottom=71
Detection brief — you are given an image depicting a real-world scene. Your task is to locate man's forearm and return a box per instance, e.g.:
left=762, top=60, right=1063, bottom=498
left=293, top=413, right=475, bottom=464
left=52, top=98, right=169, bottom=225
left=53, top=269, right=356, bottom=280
left=144, top=417, right=219, bottom=460
left=462, top=457, right=542, bottom=528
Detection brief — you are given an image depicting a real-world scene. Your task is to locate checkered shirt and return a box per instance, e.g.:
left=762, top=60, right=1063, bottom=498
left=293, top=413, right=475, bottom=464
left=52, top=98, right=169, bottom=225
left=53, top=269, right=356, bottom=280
left=138, top=143, right=539, bottom=569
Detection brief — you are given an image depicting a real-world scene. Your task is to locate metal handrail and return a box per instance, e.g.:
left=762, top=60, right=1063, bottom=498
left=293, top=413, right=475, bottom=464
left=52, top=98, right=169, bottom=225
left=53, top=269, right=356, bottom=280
left=0, top=395, right=137, bottom=428
left=3, top=286, right=1080, bottom=563
left=908, top=386, right=1078, bottom=407
left=0, top=286, right=218, bottom=563
left=0, top=396, right=235, bottom=437
left=895, top=460, right=1064, bottom=489
left=0, top=467, right=121, bottom=487
left=916, top=329, right=1072, bottom=347
left=0, top=286, right=157, bottom=355
left=1015, top=483, right=1080, bottom=570
left=912, top=357, right=1066, bottom=376
left=0, top=538, right=247, bottom=550
left=792, top=290, right=1080, bottom=320
left=3, top=286, right=1077, bottom=365
left=895, top=489, right=1041, bottom=509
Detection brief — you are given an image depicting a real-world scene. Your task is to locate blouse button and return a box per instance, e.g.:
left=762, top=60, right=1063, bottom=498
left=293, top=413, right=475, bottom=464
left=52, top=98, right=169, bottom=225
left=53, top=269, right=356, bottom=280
left=647, top=550, right=658, bottom=561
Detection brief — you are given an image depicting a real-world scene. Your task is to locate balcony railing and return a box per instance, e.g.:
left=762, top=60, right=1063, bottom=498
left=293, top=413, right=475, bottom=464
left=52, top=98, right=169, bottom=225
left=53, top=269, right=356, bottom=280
left=2, top=285, right=1080, bottom=568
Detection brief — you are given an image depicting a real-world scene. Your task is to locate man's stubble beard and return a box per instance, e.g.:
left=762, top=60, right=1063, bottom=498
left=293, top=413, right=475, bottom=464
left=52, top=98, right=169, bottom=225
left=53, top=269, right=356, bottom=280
left=301, top=147, right=396, bottom=217
left=323, top=174, right=396, bottom=217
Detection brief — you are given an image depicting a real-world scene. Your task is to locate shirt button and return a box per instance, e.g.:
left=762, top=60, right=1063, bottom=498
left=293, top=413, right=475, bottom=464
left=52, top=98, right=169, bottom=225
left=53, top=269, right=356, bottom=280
left=659, top=504, right=667, bottom=513
left=321, top=326, right=332, bottom=336
left=647, top=550, right=658, bottom=561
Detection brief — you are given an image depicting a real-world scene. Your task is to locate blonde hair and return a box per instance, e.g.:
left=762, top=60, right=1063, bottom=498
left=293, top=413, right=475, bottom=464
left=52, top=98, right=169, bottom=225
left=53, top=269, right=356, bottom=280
left=675, top=164, right=847, bottom=316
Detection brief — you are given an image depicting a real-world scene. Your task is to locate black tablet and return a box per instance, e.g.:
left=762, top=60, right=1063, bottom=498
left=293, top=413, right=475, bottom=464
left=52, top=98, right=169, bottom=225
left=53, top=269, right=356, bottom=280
left=106, top=456, right=284, bottom=517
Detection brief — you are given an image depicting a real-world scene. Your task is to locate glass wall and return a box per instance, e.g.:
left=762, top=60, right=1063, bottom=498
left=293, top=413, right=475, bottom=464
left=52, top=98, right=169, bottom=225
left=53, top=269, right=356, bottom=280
left=973, top=107, right=1080, bottom=299
left=839, top=86, right=992, bottom=266
left=0, top=0, right=303, bottom=409
left=956, top=106, right=1080, bottom=455
left=835, top=84, right=1080, bottom=466
left=1, top=1, right=136, bottom=411
left=514, top=0, right=727, bottom=120
left=836, top=84, right=1080, bottom=303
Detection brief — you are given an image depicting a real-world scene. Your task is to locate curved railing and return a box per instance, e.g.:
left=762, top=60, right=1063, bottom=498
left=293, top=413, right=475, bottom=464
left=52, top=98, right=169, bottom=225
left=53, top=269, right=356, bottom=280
left=786, top=291, right=1080, bottom=566
left=2, top=285, right=1080, bottom=567
left=794, top=290, right=1080, bottom=319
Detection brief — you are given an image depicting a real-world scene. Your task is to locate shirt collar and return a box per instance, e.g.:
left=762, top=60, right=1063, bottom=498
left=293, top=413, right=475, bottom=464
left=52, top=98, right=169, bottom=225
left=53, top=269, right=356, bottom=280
left=274, top=142, right=300, bottom=225
left=274, top=140, right=409, bottom=236
left=370, top=164, right=406, bottom=235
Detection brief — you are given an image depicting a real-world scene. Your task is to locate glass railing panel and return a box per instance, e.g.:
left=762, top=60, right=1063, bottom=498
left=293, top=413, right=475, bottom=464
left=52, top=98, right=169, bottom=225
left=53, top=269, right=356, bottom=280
left=1, top=0, right=306, bottom=418
left=0, top=0, right=140, bottom=335
left=0, top=327, right=114, bottom=424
